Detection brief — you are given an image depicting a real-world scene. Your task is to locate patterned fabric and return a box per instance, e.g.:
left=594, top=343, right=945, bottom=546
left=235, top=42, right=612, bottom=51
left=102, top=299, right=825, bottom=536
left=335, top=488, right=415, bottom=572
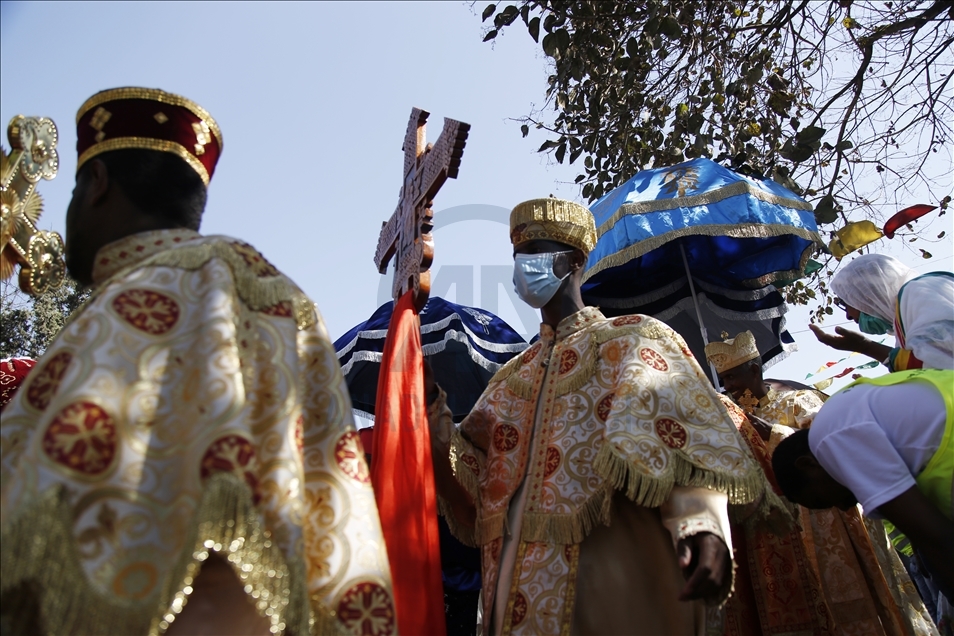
left=736, top=389, right=937, bottom=636
left=0, top=358, right=35, bottom=411
left=751, top=387, right=826, bottom=429
left=0, top=229, right=394, bottom=636
left=439, top=307, right=765, bottom=635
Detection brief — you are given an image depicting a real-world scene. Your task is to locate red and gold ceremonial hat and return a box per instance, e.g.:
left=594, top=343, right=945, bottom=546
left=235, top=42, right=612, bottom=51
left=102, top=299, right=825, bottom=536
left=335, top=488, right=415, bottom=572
left=76, top=87, right=223, bottom=186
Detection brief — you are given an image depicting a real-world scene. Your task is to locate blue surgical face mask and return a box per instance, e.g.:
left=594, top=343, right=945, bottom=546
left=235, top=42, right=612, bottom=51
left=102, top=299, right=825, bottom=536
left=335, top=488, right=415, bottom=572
left=858, top=312, right=892, bottom=335
left=513, top=251, right=571, bottom=308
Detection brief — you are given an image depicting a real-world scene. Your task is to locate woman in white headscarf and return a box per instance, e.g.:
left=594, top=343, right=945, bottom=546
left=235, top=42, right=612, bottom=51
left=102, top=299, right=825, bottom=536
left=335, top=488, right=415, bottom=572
left=810, top=253, right=954, bottom=371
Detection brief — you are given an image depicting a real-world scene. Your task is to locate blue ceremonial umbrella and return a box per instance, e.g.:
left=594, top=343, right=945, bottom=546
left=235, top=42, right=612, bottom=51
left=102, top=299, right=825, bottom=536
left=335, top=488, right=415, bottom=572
left=581, top=158, right=822, bottom=382
left=334, top=296, right=528, bottom=422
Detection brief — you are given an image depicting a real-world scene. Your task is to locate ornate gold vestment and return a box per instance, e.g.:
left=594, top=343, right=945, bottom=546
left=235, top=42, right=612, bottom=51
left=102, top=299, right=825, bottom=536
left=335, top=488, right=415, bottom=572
left=0, top=229, right=395, bottom=635
left=433, top=307, right=768, bottom=635
left=749, top=388, right=826, bottom=429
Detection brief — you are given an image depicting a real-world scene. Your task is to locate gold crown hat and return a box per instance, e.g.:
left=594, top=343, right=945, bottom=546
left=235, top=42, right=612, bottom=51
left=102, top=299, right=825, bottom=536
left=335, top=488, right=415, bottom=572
left=510, top=197, right=597, bottom=253
left=704, top=330, right=760, bottom=374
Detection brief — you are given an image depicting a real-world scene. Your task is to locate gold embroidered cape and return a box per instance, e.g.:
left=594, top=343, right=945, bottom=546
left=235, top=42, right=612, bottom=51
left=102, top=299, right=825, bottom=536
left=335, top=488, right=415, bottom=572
left=438, top=307, right=767, bottom=635
left=0, top=229, right=395, bottom=636
left=750, top=387, right=826, bottom=429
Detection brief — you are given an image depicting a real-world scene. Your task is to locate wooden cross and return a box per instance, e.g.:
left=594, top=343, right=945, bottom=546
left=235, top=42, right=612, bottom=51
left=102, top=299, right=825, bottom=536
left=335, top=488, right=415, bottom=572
left=374, top=108, right=469, bottom=312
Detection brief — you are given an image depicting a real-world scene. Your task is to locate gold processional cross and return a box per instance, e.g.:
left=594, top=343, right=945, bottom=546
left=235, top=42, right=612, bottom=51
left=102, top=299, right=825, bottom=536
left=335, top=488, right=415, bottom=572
left=374, top=108, right=469, bottom=312
left=1, top=115, right=66, bottom=295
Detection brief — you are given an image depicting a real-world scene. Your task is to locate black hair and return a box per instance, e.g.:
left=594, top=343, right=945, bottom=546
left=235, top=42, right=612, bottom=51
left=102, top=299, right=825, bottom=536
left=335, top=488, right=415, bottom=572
left=771, top=428, right=812, bottom=502
left=90, top=149, right=207, bottom=230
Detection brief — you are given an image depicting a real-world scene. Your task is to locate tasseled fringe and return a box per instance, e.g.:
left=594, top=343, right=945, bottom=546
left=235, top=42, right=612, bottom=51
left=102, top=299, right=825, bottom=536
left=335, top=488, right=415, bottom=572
left=519, top=486, right=613, bottom=545
left=58, top=240, right=317, bottom=340
left=590, top=321, right=670, bottom=348
left=474, top=512, right=507, bottom=545
left=552, top=348, right=599, bottom=398
left=489, top=355, right=523, bottom=385
left=0, top=475, right=321, bottom=636
left=593, top=443, right=765, bottom=509
left=505, top=374, right=535, bottom=400
left=437, top=495, right=477, bottom=548
left=145, top=243, right=312, bottom=323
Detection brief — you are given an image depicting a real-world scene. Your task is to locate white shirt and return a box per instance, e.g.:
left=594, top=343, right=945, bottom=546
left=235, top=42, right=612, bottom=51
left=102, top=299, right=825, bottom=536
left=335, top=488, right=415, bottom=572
left=808, top=380, right=946, bottom=516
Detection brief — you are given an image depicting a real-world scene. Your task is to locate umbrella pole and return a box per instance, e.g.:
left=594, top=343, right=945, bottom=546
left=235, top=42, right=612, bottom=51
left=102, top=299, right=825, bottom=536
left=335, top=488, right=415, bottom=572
left=679, top=243, right=721, bottom=388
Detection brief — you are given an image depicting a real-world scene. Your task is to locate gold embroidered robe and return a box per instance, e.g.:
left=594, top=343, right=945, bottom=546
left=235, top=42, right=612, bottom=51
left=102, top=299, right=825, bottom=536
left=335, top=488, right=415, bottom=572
left=752, top=388, right=826, bottom=429
left=432, top=307, right=768, bottom=636
left=0, top=229, right=395, bottom=636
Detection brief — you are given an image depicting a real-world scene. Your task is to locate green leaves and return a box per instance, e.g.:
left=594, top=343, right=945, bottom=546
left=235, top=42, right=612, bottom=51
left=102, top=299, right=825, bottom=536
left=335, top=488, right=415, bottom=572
left=813, top=194, right=838, bottom=224
left=481, top=4, right=496, bottom=22
left=542, top=28, right=571, bottom=58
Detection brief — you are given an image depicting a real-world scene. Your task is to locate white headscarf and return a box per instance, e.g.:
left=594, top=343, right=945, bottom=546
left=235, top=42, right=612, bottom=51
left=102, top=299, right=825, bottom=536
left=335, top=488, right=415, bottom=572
left=829, top=254, right=917, bottom=325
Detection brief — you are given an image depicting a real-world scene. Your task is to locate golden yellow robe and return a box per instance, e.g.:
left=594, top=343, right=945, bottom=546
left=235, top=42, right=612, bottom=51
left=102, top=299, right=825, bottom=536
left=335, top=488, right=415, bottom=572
left=0, top=229, right=395, bottom=635
left=432, top=307, right=769, bottom=635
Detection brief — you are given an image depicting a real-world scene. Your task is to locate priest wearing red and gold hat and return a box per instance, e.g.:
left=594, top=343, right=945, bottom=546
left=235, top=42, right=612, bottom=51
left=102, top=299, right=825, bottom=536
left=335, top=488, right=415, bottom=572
left=0, top=88, right=395, bottom=636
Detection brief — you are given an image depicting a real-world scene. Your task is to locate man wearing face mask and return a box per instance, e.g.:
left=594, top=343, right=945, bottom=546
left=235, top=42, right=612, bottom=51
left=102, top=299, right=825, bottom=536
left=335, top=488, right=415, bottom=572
left=810, top=253, right=953, bottom=372
left=426, top=198, right=771, bottom=635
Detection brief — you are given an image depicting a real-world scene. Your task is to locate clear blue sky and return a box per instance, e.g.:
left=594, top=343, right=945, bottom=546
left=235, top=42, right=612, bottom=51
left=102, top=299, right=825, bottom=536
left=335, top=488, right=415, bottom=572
left=2, top=1, right=950, bottom=391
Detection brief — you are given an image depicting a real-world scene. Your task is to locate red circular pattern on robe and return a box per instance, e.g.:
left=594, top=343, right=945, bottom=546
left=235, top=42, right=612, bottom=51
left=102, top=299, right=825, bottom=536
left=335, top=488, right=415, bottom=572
left=522, top=344, right=540, bottom=365
left=611, top=315, right=643, bottom=326
left=558, top=349, right=579, bottom=375
left=511, top=591, right=529, bottom=626
left=596, top=393, right=615, bottom=422
left=461, top=453, right=481, bottom=476
left=654, top=418, right=688, bottom=449
left=336, top=581, right=396, bottom=636
left=201, top=435, right=260, bottom=496
left=26, top=351, right=72, bottom=411
left=639, top=347, right=669, bottom=372
left=42, top=401, right=117, bottom=475
left=231, top=242, right=280, bottom=278
left=544, top=446, right=561, bottom=479
left=335, top=431, right=370, bottom=483
left=112, top=289, right=180, bottom=335
left=492, top=423, right=520, bottom=453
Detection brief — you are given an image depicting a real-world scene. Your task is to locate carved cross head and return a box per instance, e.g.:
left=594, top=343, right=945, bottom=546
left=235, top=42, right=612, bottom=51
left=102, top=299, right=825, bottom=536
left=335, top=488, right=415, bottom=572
left=374, top=108, right=469, bottom=311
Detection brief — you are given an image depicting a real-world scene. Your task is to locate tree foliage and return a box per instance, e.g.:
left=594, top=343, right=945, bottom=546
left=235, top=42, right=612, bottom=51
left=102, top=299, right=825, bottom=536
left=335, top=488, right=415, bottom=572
left=1, top=277, right=90, bottom=359
left=481, top=0, right=953, bottom=311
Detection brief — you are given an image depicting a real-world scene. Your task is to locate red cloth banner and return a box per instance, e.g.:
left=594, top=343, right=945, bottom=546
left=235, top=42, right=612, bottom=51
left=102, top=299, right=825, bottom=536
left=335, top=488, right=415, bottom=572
left=372, top=291, right=446, bottom=636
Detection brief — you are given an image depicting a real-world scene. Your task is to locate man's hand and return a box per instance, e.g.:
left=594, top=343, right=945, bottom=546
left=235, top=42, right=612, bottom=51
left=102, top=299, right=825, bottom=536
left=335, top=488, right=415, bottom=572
left=747, top=414, right=773, bottom=442
left=676, top=532, right=731, bottom=601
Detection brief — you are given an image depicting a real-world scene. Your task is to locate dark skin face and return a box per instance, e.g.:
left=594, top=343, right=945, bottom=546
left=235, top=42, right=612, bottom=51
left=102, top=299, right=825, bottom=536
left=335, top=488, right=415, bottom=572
left=788, top=454, right=954, bottom=594
left=717, top=360, right=766, bottom=402
left=512, top=238, right=587, bottom=328
left=65, top=159, right=172, bottom=286
left=788, top=454, right=859, bottom=511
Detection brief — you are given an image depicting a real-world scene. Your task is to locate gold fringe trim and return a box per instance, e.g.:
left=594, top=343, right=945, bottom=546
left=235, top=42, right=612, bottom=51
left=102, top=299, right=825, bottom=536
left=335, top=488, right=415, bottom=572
left=144, top=242, right=301, bottom=313
left=505, top=374, right=535, bottom=401
left=0, top=474, right=317, bottom=636
left=489, top=354, right=524, bottom=385
left=436, top=495, right=477, bottom=548
left=552, top=345, right=599, bottom=399
left=593, top=442, right=764, bottom=509
left=474, top=512, right=507, bottom=546
left=583, top=222, right=823, bottom=287
left=519, top=485, right=613, bottom=545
